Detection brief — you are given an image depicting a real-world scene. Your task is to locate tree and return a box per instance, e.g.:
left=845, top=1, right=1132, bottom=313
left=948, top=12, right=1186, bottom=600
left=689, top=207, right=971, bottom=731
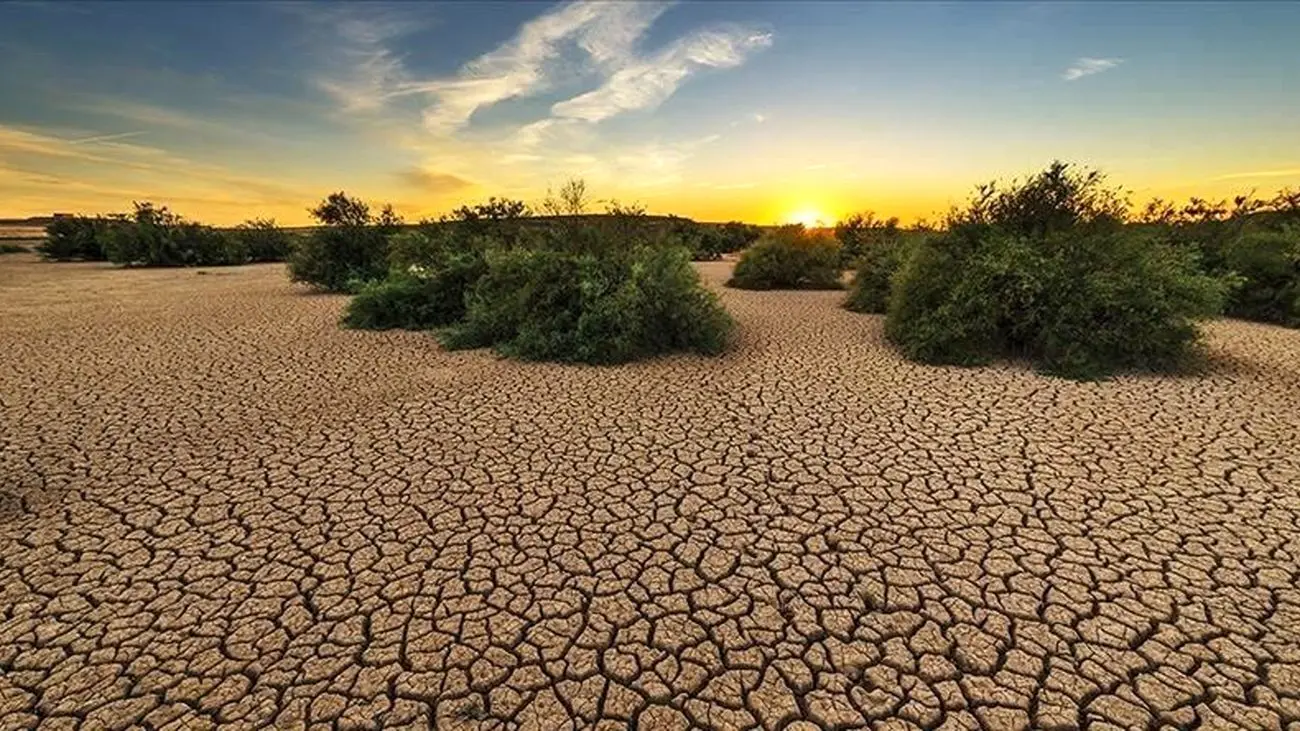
left=540, top=178, right=590, bottom=216
left=310, top=192, right=371, bottom=227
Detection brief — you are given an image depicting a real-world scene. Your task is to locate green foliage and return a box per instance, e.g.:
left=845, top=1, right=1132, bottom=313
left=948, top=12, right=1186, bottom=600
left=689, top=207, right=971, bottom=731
left=343, top=249, right=487, bottom=330
left=1134, top=190, right=1300, bottom=327
left=0, top=243, right=29, bottom=254
left=843, top=234, right=917, bottom=314
left=836, top=211, right=900, bottom=267
left=956, top=160, right=1129, bottom=237
left=40, top=215, right=117, bottom=261
left=883, top=165, right=1231, bottom=380
left=231, top=219, right=292, bottom=263
left=288, top=192, right=402, bottom=292
left=101, top=203, right=247, bottom=267
left=718, top=221, right=764, bottom=253
left=663, top=218, right=759, bottom=262
left=1218, top=226, right=1300, bottom=326
left=727, top=225, right=843, bottom=290
left=442, top=244, right=732, bottom=364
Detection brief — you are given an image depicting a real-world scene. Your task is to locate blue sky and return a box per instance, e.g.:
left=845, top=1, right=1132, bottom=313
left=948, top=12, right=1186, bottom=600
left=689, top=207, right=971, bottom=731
left=1, top=1, right=1297, bottom=224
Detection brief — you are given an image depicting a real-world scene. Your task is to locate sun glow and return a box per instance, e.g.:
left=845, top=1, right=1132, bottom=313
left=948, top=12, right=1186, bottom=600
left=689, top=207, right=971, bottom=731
left=787, top=208, right=829, bottom=228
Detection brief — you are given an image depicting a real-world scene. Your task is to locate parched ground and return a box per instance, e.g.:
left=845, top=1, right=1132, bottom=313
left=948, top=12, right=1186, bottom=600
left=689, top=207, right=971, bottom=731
left=2, top=253, right=1300, bottom=731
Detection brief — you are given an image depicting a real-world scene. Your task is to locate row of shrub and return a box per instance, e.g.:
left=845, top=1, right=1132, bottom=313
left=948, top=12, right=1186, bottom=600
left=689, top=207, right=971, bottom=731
left=287, top=193, right=762, bottom=295
left=311, top=194, right=734, bottom=364
left=723, top=162, right=1295, bottom=380
left=39, top=204, right=293, bottom=266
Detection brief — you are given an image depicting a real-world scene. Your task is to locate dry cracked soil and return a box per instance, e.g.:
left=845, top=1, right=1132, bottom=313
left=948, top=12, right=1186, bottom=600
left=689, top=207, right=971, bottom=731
left=2, top=253, right=1300, bottom=731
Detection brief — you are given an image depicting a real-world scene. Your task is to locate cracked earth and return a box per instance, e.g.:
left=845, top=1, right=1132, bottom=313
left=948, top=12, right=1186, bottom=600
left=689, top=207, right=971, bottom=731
left=2, top=254, right=1300, bottom=731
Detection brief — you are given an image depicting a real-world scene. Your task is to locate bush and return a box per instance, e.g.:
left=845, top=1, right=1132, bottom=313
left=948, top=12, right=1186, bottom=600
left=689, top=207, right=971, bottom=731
left=1137, top=190, right=1300, bottom=327
left=836, top=212, right=900, bottom=267
left=1219, top=226, right=1300, bottom=326
left=101, top=203, right=246, bottom=267
left=39, top=215, right=117, bottom=261
left=343, top=249, right=487, bottom=330
left=0, top=243, right=29, bottom=254
left=843, top=235, right=916, bottom=313
left=664, top=217, right=758, bottom=261
left=727, top=225, right=843, bottom=290
left=443, top=244, right=732, bottom=364
left=718, top=221, right=764, bottom=254
left=288, top=192, right=402, bottom=292
left=883, top=164, right=1232, bottom=380
left=231, top=219, right=293, bottom=263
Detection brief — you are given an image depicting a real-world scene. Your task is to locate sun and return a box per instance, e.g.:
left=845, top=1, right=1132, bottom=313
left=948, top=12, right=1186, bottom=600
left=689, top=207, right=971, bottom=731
left=787, top=208, right=828, bottom=228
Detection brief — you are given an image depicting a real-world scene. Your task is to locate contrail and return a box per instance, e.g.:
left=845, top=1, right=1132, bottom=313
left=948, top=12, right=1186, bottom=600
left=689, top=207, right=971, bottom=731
left=67, top=130, right=147, bottom=145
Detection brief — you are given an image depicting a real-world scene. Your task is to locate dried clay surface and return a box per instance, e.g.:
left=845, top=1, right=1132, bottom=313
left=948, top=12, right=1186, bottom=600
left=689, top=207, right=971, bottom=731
left=2, top=253, right=1299, bottom=730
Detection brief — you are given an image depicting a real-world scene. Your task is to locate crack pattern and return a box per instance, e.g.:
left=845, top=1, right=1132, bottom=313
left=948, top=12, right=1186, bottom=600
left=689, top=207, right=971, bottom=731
left=2, top=258, right=1299, bottom=730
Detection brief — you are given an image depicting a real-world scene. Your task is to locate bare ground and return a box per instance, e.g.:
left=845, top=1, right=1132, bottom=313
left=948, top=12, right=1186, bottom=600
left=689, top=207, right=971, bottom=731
left=2, top=252, right=1299, bottom=730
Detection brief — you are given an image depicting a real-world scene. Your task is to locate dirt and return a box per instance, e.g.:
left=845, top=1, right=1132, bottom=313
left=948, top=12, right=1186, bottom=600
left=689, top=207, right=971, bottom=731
left=2, top=252, right=1299, bottom=729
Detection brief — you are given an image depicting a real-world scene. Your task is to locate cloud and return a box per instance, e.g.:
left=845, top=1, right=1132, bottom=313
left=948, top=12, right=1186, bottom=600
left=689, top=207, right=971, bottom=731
left=1214, top=169, right=1300, bottom=181
left=1062, top=57, right=1122, bottom=81
left=312, top=2, right=769, bottom=135
left=551, top=26, right=772, bottom=122
left=397, top=167, right=473, bottom=192
left=67, top=131, right=147, bottom=145
left=753, top=112, right=766, bottom=123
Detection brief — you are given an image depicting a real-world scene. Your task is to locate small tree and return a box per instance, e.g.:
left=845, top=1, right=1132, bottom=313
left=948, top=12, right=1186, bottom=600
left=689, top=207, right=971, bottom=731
left=310, top=192, right=372, bottom=227
left=540, top=178, right=589, bottom=216
left=288, top=192, right=399, bottom=292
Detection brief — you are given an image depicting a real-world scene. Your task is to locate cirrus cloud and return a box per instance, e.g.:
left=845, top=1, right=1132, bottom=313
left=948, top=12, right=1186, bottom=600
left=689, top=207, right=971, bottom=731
left=1062, top=57, right=1123, bottom=81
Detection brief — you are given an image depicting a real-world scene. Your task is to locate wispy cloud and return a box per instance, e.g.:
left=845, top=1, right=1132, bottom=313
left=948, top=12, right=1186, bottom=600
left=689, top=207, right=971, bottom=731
left=550, top=26, right=773, bottom=122
left=312, top=1, right=769, bottom=135
left=396, top=167, right=474, bottom=193
left=67, top=130, right=147, bottom=145
left=1214, top=168, right=1300, bottom=181
left=1062, top=57, right=1122, bottom=81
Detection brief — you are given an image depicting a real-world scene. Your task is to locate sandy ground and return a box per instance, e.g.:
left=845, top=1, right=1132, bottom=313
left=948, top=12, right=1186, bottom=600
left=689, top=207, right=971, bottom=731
left=2, top=252, right=1299, bottom=730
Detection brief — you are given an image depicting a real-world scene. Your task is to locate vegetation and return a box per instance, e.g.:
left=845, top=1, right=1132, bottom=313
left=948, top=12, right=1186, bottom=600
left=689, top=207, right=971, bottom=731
left=442, top=244, right=732, bottom=364
left=100, top=203, right=243, bottom=267
left=0, top=243, right=29, bottom=254
left=40, top=215, right=116, bottom=261
left=883, top=162, right=1232, bottom=380
left=843, top=234, right=916, bottom=314
left=727, top=225, right=843, bottom=290
left=836, top=211, right=901, bottom=267
left=1137, top=190, right=1300, bottom=327
left=343, top=248, right=487, bottom=330
left=38, top=209, right=293, bottom=267
left=339, top=183, right=733, bottom=364
left=666, top=217, right=762, bottom=261
left=231, top=218, right=294, bottom=263
left=287, top=192, right=403, bottom=292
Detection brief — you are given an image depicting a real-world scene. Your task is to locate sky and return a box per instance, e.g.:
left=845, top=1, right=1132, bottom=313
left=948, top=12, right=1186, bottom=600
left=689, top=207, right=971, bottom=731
left=1, top=0, right=1298, bottom=226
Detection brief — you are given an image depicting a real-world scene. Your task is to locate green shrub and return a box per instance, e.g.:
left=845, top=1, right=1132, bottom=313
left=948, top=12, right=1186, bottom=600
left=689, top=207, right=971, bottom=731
left=727, top=225, right=843, bottom=290
left=717, top=221, right=764, bottom=254
left=844, top=235, right=916, bottom=313
left=231, top=219, right=292, bottom=263
left=39, top=215, right=117, bottom=261
left=1219, top=226, right=1300, bottom=326
left=664, top=217, right=754, bottom=261
left=884, top=165, right=1232, bottom=380
left=343, top=249, right=487, bottom=330
left=0, top=243, right=28, bottom=254
left=101, top=203, right=245, bottom=267
left=1136, top=190, right=1300, bottom=327
left=443, top=244, right=731, bottom=364
left=836, top=212, right=901, bottom=267
left=288, top=192, right=402, bottom=292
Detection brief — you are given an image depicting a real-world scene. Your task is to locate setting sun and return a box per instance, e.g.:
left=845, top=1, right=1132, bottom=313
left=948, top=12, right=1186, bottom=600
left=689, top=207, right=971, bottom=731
left=787, top=208, right=829, bottom=228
